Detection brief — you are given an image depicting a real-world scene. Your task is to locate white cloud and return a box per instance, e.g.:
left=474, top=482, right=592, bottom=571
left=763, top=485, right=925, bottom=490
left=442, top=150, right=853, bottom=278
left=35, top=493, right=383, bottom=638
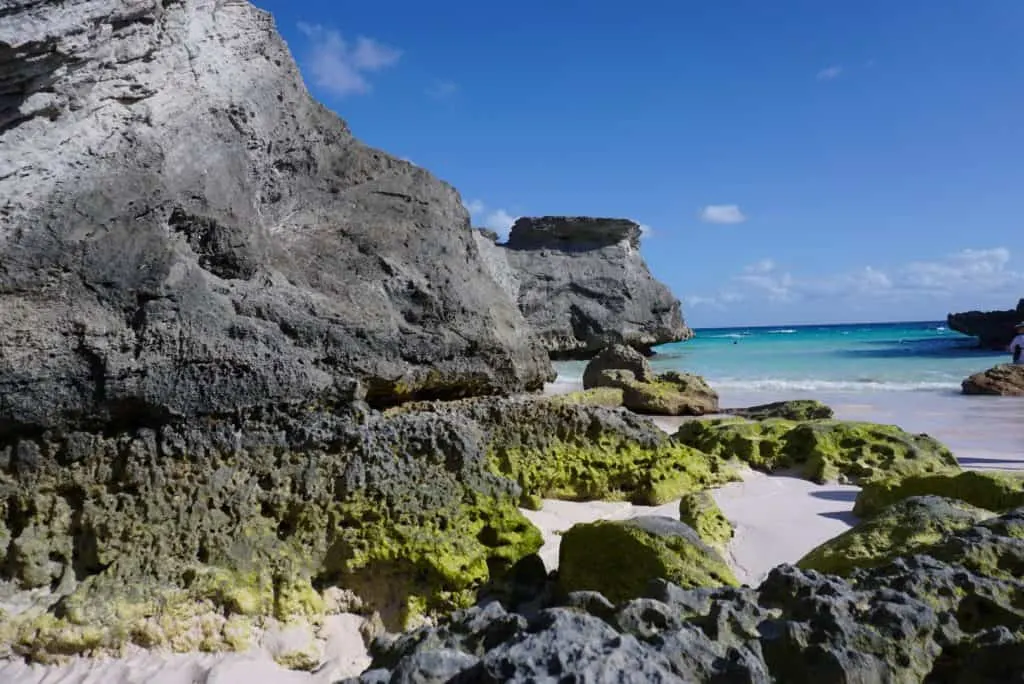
left=638, top=223, right=653, bottom=238
left=699, top=204, right=747, bottom=225
left=684, top=247, right=1024, bottom=314
left=296, top=22, right=401, bottom=97
left=427, top=80, right=459, bottom=99
left=817, top=65, right=842, bottom=81
left=464, top=199, right=519, bottom=240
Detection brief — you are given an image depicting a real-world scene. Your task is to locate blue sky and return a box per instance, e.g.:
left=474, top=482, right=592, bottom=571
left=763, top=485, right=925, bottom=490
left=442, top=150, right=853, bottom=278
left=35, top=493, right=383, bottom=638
left=252, top=0, right=1024, bottom=327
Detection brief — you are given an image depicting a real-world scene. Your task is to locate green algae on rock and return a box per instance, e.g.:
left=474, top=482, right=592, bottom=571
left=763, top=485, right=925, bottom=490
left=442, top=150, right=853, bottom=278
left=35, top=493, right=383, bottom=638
left=620, top=371, right=719, bottom=416
left=674, top=418, right=960, bottom=484
left=854, top=470, right=1024, bottom=518
left=678, top=491, right=734, bottom=551
left=723, top=399, right=834, bottom=421
left=559, top=516, right=738, bottom=604
left=403, top=397, right=738, bottom=507
left=0, top=407, right=544, bottom=662
left=797, top=495, right=994, bottom=576
left=545, top=387, right=624, bottom=409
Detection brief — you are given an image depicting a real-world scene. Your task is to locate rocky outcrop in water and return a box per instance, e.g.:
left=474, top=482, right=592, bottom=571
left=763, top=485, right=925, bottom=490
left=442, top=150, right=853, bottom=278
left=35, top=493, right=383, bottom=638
left=948, top=299, right=1024, bottom=349
left=0, top=0, right=553, bottom=437
left=476, top=218, right=691, bottom=358
left=349, top=507, right=1024, bottom=683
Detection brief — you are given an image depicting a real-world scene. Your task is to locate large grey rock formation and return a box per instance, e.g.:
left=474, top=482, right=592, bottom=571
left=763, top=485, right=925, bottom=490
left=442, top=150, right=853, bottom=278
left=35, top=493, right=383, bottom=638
left=948, top=299, right=1024, bottom=349
left=476, top=218, right=691, bottom=359
left=0, top=0, right=553, bottom=435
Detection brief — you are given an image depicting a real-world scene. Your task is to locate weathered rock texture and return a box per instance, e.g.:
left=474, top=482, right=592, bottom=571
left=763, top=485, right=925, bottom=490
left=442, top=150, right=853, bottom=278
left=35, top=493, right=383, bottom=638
left=0, top=0, right=553, bottom=435
left=948, top=299, right=1024, bottom=349
left=475, top=217, right=691, bottom=359
left=351, top=507, right=1024, bottom=683
left=962, top=363, right=1024, bottom=396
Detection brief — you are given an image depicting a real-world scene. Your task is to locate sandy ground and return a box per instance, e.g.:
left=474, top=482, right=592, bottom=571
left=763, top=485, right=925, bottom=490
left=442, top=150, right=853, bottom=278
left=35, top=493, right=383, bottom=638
left=0, top=612, right=374, bottom=684
left=520, top=468, right=860, bottom=586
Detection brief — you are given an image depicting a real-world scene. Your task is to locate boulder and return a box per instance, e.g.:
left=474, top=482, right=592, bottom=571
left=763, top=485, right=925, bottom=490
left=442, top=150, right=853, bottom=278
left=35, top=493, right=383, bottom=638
left=476, top=217, right=691, bottom=358
left=854, top=470, right=1024, bottom=518
left=674, top=418, right=961, bottom=484
left=558, top=516, right=738, bottom=604
left=620, top=370, right=719, bottom=416
left=724, top=399, right=834, bottom=421
left=0, top=0, right=553, bottom=437
left=354, top=507, right=1024, bottom=683
left=678, top=491, right=734, bottom=551
left=797, top=495, right=994, bottom=576
left=582, top=344, right=654, bottom=388
left=948, top=299, right=1024, bottom=349
left=962, top=363, right=1024, bottom=395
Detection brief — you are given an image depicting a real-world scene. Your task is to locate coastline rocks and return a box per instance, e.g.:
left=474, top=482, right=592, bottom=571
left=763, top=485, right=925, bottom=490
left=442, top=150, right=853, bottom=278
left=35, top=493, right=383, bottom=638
left=723, top=399, right=834, bottom=421
left=0, top=406, right=545, bottom=661
left=558, top=517, right=738, bottom=604
left=351, top=508, right=1024, bottom=683
left=797, top=495, right=994, bottom=576
left=854, top=470, right=1024, bottom=518
left=0, top=0, right=553, bottom=435
left=962, top=363, right=1024, bottom=395
left=674, top=418, right=961, bottom=484
left=478, top=217, right=691, bottom=358
left=583, top=347, right=719, bottom=415
left=621, top=370, right=719, bottom=416
left=396, top=396, right=738, bottom=508
left=582, top=344, right=653, bottom=387
left=948, top=299, right=1024, bottom=349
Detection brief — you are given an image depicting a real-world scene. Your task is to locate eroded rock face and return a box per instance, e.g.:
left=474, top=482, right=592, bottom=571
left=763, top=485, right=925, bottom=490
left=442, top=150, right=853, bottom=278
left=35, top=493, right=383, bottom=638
left=962, top=363, right=1024, bottom=395
left=948, top=299, right=1024, bottom=349
left=350, top=508, right=1024, bottom=683
left=477, top=217, right=691, bottom=358
left=0, top=0, right=553, bottom=435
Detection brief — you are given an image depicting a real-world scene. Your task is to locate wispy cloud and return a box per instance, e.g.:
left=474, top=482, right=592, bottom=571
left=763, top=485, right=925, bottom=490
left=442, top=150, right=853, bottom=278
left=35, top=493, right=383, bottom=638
left=817, top=65, right=843, bottom=81
left=638, top=223, right=653, bottom=238
left=464, top=199, right=519, bottom=240
left=296, top=22, right=401, bottom=97
left=684, top=247, right=1023, bottom=312
left=427, top=79, right=459, bottom=99
left=699, top=204, right=747, bottom=225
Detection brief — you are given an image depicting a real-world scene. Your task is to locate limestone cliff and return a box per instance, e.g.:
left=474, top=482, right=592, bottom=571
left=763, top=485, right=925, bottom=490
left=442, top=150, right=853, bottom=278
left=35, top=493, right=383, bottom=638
left=0, top=0, right=554, bottom=433
left=476, top=217, right=691, bottom=358
left=947, top=299, right=1024, bottom=349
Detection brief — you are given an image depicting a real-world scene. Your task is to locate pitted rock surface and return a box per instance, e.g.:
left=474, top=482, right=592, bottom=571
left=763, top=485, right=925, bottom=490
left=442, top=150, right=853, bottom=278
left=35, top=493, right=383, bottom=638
left=0, top=0, right=552, bottom=436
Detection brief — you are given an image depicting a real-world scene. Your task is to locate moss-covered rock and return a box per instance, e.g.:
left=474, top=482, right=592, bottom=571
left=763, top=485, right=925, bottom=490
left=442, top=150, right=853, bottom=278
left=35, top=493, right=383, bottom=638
left=678, top=491, right=733, bottom=551
left=582, top=344, right=653, bottom=388
left=674, top=418, right=960, bottom=484
left=724, top=399, right=834, bottom=421
left=0, top=407, right=544, bottom=662
left=621, top=371, right=719, bottom=416
left=406, top=397, right=739, bottom=507
left=797, top=495, right=994, bottom=576
left=545, top=387, right=624, bottom=408
left=854, top=470, right=1024, bottom=518
left=559, top=516, right=738, bottom=604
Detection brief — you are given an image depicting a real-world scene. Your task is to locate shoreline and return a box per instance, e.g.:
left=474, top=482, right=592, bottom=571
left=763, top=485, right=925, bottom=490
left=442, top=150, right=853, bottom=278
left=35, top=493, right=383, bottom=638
left=4, top=378, right=1021, bottom=683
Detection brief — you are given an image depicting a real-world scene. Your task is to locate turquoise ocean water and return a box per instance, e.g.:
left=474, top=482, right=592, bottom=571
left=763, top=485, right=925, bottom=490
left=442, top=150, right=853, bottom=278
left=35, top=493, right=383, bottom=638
left=553, top=321, right=1024, bottom=468
left=554, top=320, right=1008, bottom=394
